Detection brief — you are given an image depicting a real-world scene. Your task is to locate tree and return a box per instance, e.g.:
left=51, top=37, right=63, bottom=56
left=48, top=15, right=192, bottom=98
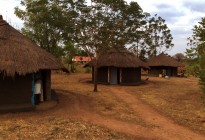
left=14, top=0, right=81, bottom=57
left=173, top=53, right=185, bottom=62
left=128, top=14, right=174, bottom=59
left=74, top=0, right=146, bottom=91
left=185, top=47, right=199, bottom=76
left=198, top=43, right=205, bottom=93
left=144, top=14, right=174, bottom=57
left=187, top=17, right=205, bottom=94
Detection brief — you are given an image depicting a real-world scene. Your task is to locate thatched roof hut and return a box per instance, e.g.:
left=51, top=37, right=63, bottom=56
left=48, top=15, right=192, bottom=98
left=147, top=53, right=182, bottom=67
left=147, top=53, right=182, bottom=76
left=97, top=50, right=149, bottom=69
left=0, top=15, right=63, bottom=112
left=90, top=49, right=149, bottom=85
left=0, top=15, right=62, bottom=77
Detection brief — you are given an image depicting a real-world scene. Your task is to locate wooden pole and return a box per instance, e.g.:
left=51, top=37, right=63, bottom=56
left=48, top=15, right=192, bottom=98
left=120, top=68, right=122, bottom=84
left=108, top=67, right=110, bottom=84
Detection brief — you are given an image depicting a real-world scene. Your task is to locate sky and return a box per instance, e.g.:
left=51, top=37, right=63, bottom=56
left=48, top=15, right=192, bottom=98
left=0, top=0, right=204, bottom=55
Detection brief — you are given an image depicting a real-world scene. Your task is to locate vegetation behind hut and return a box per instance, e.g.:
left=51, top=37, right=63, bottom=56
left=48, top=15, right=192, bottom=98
left=187, top=17, right=205, bottom=100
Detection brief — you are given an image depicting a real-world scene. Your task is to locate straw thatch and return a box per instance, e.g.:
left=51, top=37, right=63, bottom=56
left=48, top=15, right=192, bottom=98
left=96, top=49, right=149, bottom=69
left=147, top=53, right=182, bottom=67
left=0, top=15, right=63, bottom=76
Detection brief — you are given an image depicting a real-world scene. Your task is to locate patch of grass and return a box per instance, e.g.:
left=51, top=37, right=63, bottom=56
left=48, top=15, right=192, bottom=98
left=126, top=76, right=205, bottom=134
left=0, top=117, right=130, bottom=140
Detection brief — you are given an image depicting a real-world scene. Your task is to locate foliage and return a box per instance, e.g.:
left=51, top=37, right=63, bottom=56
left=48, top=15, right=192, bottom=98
left=173, top=53, right=185, bottom=62
left=74, top=0, right=146, bottom=91
left=187, top=17, right=205, bottom=93
left=145, top=14, right=174, bottom=57
left=198, top=43, right=205, bottom=93
left=63, top=42, right=79, bottom=64
left=185, top=47, right=199, bottom=76
left=74, top=0, right=145, bottom=54
left=14, top=0, right=81, bottom=58
left=128, top=14, right=174, bottom=59
left=85, top=67, right=91, bottom=73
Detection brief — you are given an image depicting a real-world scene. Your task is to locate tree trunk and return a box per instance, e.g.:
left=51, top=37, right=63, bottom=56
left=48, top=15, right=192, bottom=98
left=93, top=52, right=99, bottom=92
left=93, top=63, right=98, bottom=92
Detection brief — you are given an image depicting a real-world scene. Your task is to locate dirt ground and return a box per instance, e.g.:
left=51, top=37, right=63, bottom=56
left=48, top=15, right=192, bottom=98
left=0, top=72, right=205, bottom=140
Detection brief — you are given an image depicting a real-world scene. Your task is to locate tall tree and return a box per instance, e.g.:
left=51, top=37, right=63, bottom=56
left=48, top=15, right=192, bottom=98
left=14, top=0, right=82, bottom=57
left=184, top=47, right=199, bottom=76
left=187, top=17, right=205, bottom=93
left=144, top=14, right=174, bottom=57
left=74, top=0, right=146, bottom=91
left=128, top=14, right=174, bottom=59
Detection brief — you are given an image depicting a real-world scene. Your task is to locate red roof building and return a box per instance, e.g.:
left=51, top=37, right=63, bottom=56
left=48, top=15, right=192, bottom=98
left=72, top=56, right=91, bottom=63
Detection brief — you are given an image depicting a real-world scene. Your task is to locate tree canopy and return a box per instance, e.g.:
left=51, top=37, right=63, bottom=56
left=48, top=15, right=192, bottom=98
left=15, top=0, right=173, bottom=59
left=15, top=0, right=82, bottom=57
left=128, top=14, right=174, bottom=59
left=187, top=17, right=205, bottom=93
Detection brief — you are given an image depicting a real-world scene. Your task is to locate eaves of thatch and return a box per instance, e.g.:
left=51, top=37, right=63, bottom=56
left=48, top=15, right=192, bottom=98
left=91, top=49, right=149, bottom=69
left=147, top=53, right=182, bottom=67
left=0, top=15, right=63, bottom=76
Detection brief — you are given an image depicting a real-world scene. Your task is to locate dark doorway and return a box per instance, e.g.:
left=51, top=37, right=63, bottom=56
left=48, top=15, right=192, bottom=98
left=110, top=67, right=118, bottom=85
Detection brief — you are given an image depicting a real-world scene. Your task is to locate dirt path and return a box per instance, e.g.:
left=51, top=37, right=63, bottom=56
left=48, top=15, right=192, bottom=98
left=49, top=91, right=157, bottom=139
left=110, top=87, right=205, bottom=140
left=46, top=88, right=205, bottom=140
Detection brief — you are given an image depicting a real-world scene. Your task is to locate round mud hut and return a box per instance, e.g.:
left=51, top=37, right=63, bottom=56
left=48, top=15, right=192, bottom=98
left=0, top=15, right=63, bottom=112
left=147, top=53, right=182, bottom=77
left=91, top=50, right=149, bottom=85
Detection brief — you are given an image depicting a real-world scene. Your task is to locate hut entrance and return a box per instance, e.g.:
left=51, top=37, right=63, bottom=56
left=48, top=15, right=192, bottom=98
left=166, top=68, right=172, bottom=76
left=41, top=70, right=51, bottom=101
left=110, top=67, right=118, bottom=85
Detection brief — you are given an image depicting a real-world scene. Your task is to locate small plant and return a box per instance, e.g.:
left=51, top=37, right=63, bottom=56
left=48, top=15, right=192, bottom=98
left=85, top=67, right=91, bottom=73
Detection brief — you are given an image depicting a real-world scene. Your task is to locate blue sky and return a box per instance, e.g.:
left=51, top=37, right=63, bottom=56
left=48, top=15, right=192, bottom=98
left=0, top=0, right=204, bottom=55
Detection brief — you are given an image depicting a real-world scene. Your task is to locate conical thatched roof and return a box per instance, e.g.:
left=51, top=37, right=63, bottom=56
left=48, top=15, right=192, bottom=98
left=0, top=15, right=63, bottom=76
left=147, top=53, right=182, bottom=67
left=96, top=49, right=149, bottom=68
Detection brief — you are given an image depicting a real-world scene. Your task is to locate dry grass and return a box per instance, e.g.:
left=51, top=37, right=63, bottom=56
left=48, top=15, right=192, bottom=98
left=124, top=76, right=205, bottom=133
left=0, top=117, right=129, bottom=140
left=53, top=72, right=205, bottom=134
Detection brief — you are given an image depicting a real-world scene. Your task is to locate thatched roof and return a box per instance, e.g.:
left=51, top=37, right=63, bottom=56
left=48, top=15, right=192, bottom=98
left=0, top=15, right=63, bottom=76
left=147, top=53, right=182, bottom=67
left=91, top=49, right=149, bottom=68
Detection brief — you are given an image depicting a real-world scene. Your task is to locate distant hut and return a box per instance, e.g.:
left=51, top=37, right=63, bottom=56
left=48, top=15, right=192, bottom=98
left=0, top=15, right=63, bottom=112
left=147, top=53, right=182, bottom=76
left=90, top=49, right=149, bottom=85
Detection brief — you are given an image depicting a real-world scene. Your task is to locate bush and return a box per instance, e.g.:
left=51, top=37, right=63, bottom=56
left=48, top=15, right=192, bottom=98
left=85, top=67, right=91, bottom=73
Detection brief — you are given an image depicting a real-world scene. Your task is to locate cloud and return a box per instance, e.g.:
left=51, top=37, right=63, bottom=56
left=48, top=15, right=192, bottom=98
left=171, top=26, right=191, bottom=38
left=151, top=3, right=186, bottom=24
left=183, top=1, right=205, bottom=13
left=156, top=11, right=185, bottom=24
